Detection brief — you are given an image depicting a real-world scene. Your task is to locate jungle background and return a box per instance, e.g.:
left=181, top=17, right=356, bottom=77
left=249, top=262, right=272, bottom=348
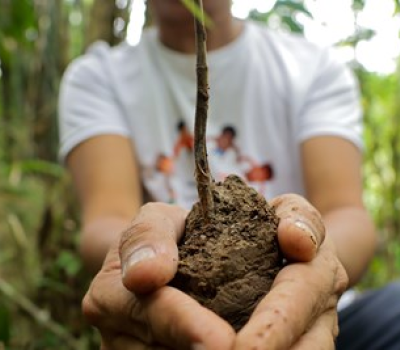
left=0, top=0, right=399, bottom=349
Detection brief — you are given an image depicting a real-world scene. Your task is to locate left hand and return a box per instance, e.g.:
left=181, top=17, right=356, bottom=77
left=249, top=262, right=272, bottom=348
left=234, top=194, right=349, bottom=350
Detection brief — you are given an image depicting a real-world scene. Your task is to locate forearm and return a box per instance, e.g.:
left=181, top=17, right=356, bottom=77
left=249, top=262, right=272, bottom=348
left=323, top=206, right=377, bottom=287
left=80, top=216, right=133, bottom=273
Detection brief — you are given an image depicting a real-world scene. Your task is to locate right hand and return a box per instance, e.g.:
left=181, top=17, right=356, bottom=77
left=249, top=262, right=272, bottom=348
left=82, top=203, right=236, bottom=350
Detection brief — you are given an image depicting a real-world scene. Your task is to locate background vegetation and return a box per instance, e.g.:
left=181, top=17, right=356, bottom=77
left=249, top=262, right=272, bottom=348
left=0, top=0, right=399, bottom=348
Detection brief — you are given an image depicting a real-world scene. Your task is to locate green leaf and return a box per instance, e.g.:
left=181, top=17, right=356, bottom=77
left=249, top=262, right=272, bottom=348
left=249, top=0, right=311, bottom=34
left=18, top=160, right=65, bottom=178
left=179, top=0, right=213, bottom=27
left=395, top=0, right=400, bottom=13
left=274, top=0, right=313, bottom=18
left=281, top=15, right=304, bottom=33
left=0, top=0, right=37, bottom=45
left=336, top=28, right=376, bottom=47
left=352, top=0, right=366, bottom=11
left=56, top=251, right=82, bottom=277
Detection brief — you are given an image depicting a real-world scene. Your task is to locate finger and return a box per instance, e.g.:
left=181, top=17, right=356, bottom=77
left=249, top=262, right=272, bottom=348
left=270, top=194, right=325, bottom=262
left=291, top=309, right=338, bottom=350
left=82, top=256, right=144, bottom=334
left=102, top=334, right=169, bottom=350
left=234, top=241, right=343, bottom=350
left=119, top=203, right=188, bottom=294
left=84, top=260, right=235, bottom=349
left=142, top=286, right=235, bottom=350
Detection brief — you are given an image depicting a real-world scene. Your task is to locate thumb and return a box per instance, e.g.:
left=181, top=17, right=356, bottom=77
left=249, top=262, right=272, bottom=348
left=270, top=194, right=325, bottom=262
left=119, top=203, right=188, bottom=294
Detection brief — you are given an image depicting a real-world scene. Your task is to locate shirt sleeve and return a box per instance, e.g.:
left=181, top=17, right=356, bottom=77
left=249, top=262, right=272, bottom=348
left=296, top=48, right=363, bottom=150
left=58, top=42, right=130, bottom=162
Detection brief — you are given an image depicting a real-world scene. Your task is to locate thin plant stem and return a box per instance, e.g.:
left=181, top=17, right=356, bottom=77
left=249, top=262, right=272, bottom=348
left=193, top=0, right=214, bottom=221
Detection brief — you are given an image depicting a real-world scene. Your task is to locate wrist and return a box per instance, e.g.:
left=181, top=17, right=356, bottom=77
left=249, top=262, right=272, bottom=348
left=80, top=216, right=132, bottom=273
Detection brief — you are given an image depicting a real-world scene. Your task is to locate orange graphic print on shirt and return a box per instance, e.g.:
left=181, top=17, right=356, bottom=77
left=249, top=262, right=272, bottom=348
left=154, top=122, right=274, bottom=204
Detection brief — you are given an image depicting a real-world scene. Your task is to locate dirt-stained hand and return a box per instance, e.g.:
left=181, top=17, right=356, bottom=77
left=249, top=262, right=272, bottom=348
left=234, top=194, right=349, bottom=350
left=82, top=203, right=235, bottom=350
left=83, top=196, right=347, bottom=350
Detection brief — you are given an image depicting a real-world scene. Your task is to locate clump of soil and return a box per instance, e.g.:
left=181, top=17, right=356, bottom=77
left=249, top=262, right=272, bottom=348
left=171, top=174, right=283, bottom=331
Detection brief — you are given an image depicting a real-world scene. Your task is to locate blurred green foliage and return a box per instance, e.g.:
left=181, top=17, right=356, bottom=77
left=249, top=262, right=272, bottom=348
left=249, top=0, right=312, bottom=33
left=0, top=0, right=399, bottom=348
left=358, top=67, right=400, bottom=287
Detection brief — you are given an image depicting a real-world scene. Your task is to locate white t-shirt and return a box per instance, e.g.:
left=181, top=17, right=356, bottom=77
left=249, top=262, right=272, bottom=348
left=59, top=20, right=363, bottom=209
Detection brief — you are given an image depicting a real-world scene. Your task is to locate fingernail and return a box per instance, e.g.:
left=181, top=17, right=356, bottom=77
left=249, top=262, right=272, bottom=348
left=122, top=246, right=156, bottom=277
left=294, top=220, right=317, bottom=246
left=192, top=343, right=206, bottom=350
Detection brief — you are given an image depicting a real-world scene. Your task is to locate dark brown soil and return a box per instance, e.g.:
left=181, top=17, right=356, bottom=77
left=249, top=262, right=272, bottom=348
left=171, top=175, right=283, bottom=331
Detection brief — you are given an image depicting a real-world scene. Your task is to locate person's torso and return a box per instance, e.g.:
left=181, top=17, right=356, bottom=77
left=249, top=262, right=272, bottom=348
left=108, top=22, right=321, bottom=208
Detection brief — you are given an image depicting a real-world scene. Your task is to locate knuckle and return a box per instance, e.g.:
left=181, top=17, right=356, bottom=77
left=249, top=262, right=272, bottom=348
left=143, top=202, right=188, bottom=232
left=141, top=202, right=162, bottom=213
left=141, top=202, right=180, bottom=216
left=272, top=194, right=325, bottom=233
left=129, top=221, right=154, bottom=240
left=335, top=261, right=349, bottom=294
left=82, top=283, right=105, bottom=326
left=119, top=203, right=185, bottom=256
left=119, top=219, right=154, bottom=254
left=271, top=193, right=304, bottom=211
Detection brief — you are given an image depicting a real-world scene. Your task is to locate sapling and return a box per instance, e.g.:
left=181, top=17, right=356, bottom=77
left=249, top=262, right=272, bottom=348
left=171, top=0, right=283, bottom=331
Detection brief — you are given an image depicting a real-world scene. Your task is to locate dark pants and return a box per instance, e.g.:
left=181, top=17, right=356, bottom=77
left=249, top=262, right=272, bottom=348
left=336, top=281, right=400, bottom=350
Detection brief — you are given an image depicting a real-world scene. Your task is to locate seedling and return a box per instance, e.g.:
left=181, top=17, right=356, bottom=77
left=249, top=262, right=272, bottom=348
left=171, top=0, right=283, bottom=331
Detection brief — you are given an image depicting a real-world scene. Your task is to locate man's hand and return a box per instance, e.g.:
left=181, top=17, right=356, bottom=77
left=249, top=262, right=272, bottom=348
left=82, top=196, right=348, bottom=349
left=82, top=203, right=235, bottom=350
left=235, top=195, right=349, bottom=350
